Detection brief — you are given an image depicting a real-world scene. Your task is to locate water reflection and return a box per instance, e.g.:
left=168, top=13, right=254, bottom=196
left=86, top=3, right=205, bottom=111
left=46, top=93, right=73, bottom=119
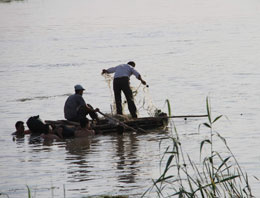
left=61, top=132, right=142, bottom=193
left=10, top=129, right=161, bottom=196
left=12, top=135, right=25, bottom=144
left=65, top=137, right=94, bottom=183
left=114, top=133, right=140, bottom=185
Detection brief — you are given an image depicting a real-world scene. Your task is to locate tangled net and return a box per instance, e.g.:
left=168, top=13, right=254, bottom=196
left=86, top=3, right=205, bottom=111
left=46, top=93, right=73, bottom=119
left=102, top=74, right=159, bottom=117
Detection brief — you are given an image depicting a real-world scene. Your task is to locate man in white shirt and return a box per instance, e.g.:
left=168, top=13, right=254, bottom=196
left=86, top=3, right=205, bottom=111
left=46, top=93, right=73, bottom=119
left=102, top=61, right=146, bottom=118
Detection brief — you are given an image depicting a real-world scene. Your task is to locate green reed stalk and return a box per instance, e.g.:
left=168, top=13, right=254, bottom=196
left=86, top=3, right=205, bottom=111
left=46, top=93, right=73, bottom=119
left=165, top=99, right=171, bottom=117
left=26, top=185, right=31, bottom=198
left=143, top=97, right=254, bottom=198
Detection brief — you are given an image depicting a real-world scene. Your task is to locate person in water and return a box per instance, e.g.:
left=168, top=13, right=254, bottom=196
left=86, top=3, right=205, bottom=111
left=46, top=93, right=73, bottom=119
left=64, top=84, right=99, bottom=122
left=74, top=117, right=95, bottom=137
left=102, top=61, right=146, bottom=118
left=12, top=121, right=31, bottom=136
left=40, top=125, right=61, bottom=141
left=41, top=118, right=95, bottom=140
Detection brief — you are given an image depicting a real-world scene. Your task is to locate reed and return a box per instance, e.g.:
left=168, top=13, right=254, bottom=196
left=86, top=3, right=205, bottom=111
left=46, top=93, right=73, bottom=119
left=142, top=97, right=254, bottom=197
left=26, top=185, right=31, bottom=198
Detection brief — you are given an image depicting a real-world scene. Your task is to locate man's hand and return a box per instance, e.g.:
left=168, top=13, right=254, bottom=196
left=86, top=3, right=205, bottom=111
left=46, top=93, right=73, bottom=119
left=138, top=75, right=147, bottom=86
left=102, top=69, right=108, bottom=75
left=141, top=80, right=146, bottom=85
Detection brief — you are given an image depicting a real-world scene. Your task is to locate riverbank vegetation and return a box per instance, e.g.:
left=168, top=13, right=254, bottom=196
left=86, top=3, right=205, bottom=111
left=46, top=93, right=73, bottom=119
left=143, top=97, right=253, bottom=197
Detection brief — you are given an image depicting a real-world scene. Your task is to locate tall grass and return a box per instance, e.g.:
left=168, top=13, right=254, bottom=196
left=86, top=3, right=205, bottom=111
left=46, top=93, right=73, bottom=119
left=143, top=97, right=254, bottom=197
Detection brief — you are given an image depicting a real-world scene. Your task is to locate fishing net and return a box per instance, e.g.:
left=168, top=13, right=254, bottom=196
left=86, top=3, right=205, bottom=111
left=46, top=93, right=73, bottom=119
left=102, top=73, right=117, bottom=114
left=102, top=74, right=159, bottom=117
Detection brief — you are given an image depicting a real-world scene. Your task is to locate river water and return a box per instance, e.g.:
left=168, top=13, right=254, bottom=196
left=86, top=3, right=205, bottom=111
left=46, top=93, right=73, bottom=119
left=0, top=0, right=260, bottom=197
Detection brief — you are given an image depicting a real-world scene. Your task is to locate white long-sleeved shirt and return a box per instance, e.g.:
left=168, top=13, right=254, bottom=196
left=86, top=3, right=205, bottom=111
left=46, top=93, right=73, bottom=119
left=106, top=64, right=140, bottom=79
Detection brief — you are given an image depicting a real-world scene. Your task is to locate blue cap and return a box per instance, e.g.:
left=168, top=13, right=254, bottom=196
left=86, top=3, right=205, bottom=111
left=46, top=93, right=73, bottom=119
left=74, top=84, right=85, bottom=91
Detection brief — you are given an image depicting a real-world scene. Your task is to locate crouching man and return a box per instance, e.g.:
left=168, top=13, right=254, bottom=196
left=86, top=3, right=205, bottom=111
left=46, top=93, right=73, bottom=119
left=64, top=84, right=99, bottom=122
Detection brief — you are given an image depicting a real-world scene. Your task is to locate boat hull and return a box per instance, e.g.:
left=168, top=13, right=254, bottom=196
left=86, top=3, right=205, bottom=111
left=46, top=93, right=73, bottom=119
left=45, top=116, right=168, bottom=134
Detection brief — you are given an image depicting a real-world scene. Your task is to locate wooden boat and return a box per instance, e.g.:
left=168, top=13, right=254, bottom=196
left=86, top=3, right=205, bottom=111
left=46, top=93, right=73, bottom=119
left=45, top=115, right=169, bottom=134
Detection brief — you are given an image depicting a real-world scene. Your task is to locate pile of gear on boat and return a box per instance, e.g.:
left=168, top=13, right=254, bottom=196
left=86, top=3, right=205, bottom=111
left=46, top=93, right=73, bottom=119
left=12, top=61, right=168, bottom=140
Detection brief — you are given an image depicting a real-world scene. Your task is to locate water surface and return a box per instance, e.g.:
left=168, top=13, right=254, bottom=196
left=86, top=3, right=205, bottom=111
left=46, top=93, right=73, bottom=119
left=1, top=0, right=260, bottom=197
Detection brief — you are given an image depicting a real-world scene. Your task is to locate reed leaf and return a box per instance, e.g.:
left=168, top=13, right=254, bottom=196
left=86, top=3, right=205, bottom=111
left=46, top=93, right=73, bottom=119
left=216, top=132, right=227, bottom=145
left=209, top=156, right=213, bottom=164
left=212, top=115, right=223, bottom=123
left=152, top=179, right=164, bottom=197
left=193, top=175, right=240, bottom=195
left=26, top=185, right=31, bottom=198
left=170, top=188, right=192, bottom=197
left=197, top=181, right=206, bottom=198
left=210, top=176, right=217, bottom=194
left=200, top=139, right=211, bottom=158
left=219, top=175, right=240, bottom=183
left=160, top=145, right=170, bottom=171
left=216, top=156, right=231, bottom=173
left=165, top=99, right=171, bottom=117
left=203, top=122, right=211, bottom=129
left=215, top=152, right=232, bottom=175
left=206, top=97, right=212, bottom=124
left=155, top=175, right=175, bottom=183
left=165, top=155, right=174, bottom=171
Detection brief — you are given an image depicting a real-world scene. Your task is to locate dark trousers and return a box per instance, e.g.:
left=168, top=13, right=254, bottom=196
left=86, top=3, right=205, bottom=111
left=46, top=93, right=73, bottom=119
left=113, top=77, right=137, bottom=118
left=71, top=104, right=98, bottom=122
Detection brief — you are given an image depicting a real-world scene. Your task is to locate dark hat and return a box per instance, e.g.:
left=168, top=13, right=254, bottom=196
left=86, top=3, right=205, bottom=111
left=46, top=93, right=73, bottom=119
left=74, top=84, right=85, bottom=91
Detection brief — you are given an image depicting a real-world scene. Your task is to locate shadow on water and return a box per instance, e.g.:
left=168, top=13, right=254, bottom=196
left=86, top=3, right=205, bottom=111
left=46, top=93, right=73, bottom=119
left=13, top=93, right=71, bottom=102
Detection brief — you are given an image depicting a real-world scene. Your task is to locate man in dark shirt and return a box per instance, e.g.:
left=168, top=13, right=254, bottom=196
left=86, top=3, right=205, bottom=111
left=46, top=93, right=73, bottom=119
left=64, top=84, right=99, bottom=122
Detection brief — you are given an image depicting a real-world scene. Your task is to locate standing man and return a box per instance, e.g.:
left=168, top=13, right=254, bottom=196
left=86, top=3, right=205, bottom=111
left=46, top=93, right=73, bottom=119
left=64, top=84, right=99, bottom=122
left=102, top=61, right=146, bottom=118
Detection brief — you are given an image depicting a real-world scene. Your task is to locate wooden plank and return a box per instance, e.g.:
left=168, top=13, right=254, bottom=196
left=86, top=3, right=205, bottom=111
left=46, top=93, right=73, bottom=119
left=165, top=115, right=208, bottom=118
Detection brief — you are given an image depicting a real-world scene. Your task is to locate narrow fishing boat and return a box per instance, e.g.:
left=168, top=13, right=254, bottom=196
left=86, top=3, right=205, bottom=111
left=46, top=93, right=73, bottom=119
left=45, top=113, right=169, bottom=134
left=45, top=111, right=208, bottom=134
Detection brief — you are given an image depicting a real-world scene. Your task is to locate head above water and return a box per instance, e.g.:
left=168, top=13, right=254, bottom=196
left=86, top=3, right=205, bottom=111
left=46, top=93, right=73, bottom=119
left=127, top=61, right=135, bottom=67
left=15, top=121, right=24, bottom=132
